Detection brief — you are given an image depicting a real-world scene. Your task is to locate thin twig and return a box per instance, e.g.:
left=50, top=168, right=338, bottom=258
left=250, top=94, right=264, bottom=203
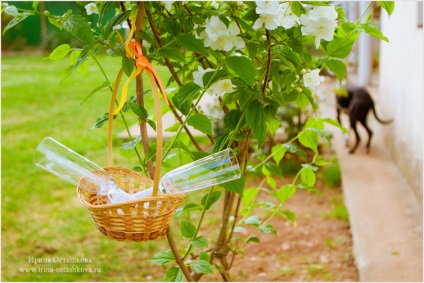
left=262, top=29, right=272, bottom=97
left=166, top=229, right=195, bottom=282
left=144, top=5, right=207, bottom=150
left=144, top=6, right=182, bottom=86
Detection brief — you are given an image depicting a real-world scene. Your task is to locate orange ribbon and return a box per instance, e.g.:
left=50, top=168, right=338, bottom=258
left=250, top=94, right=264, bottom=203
left=112, top=24, right=169, bottom=115
left=128, top=41, right=169, bottom=105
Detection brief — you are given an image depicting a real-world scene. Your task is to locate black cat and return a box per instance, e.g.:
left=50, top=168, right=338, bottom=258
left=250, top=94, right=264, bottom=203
left=336, top=86, right=392, bottom=154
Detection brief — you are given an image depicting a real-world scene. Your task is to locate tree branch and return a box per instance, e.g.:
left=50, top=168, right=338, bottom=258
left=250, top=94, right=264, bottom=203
left=135, top=3, right=155, bottom=177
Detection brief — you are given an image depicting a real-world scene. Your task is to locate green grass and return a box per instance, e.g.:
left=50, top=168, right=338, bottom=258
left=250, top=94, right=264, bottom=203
left=1, top=53, right=190, bottom=281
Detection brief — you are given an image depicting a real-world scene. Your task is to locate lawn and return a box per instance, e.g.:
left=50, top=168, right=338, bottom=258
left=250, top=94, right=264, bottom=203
left=1, top=53, right=187, bottom=281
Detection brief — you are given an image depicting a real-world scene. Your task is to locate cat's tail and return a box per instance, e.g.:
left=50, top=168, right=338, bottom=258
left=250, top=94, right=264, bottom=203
left=372, top=106, right=393, bottom=124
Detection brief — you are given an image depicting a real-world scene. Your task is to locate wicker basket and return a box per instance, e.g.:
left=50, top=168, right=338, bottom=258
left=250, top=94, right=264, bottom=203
left=77, top=167, right=185, bottom=242
left=77, top=59, right=185, bottom=242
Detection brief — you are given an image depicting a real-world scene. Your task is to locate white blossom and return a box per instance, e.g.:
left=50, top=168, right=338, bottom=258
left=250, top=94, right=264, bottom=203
left=253, top=13, right=280, bottom=30
left=278, top=3, right=299, bottom=29
left=200, top=16, right=245, bottom=52
left=300, top=5, right=338, bottom=48
left=303, top=69, right=321, bottom=90
left=208, top=79, right=234, bottom=96
left=255, top=1, right=280, bottom=15
left=253, top=1, right=299, bottom=30
left=85, top=3, right=98, bottom=15
left=205, top=16, right=227, bottom=40
left=193, top=66, right=215, bottom=87
left=307, top=6, right=338, bottom=21
left=163, top=1, right=174, bottom=11
left=113, top=20, right=130, bottom=30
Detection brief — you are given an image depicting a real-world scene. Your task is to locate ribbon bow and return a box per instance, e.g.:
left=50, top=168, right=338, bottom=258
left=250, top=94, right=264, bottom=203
left=112, top=18, right=169, bottom=115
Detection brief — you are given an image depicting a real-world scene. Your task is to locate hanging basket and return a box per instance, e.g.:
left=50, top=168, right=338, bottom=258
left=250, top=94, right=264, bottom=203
left=77, top=36, right=185, bottom=242
left=77, top=167, right=185, bottom=242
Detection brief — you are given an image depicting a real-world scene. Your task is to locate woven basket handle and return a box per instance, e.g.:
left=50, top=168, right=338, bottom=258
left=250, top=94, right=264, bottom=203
left=107, top=68, right=124, bottom=168
left=107, top=68, right=163, bottom=197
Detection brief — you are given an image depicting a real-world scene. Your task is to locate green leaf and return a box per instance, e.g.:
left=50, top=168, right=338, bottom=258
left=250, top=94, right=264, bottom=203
left=290, top=2, right=306, bottom=17
left=201, top=190, right=222, bottom=210
left=266, top=175, right=277, bottom=189
left=48, top=17, right=63, bottom=30
left=276, top=184, right=296, bottom=204
left=3, top=12, right=33, bottom=35
left=282, top=209, right=296, bottom=225
left=187, top=113, right=213, bottom=136
left=122, top=56, right=134, bottom=77
left=378, top=1, right=395, bottom=16
left=247, top=236, right=260, bottom=243
left=69, top=50, right=88, bottom=76
left=202, top=70, right=230, bottom=88
left=127, top=101, right=148, bottom=120
left=242, top=187, right=260, bottom=206
left=326, top=58, right=347, bottom=83
left=225, top=56, right=256, bottom=86
left=176, top=203, right=204, bottom=216
left=362, top=23, right=389, bottom=42
left=172, top=95, right=190, bottom=116
left=166, top=266, right=184, bottom=282
left=245, top=100, right=267, bottom=146
left=199, top=251, right=210, bottom=261
left=101, top=9, right=132, bottom=39
left=164, top=19, right=181, bottom=36
left=220, top=175, right=245, bottom=196
left=301, top=167, right=316, bottom=187
left=176, top=33, right=206, bottom=53
left=180, top=221, right=196, bottom=238
left=145, top=143, right=157, bottom=163
left=73, top=45, right=91, bottom=73
left=192, top=236, right=209, bottom=248
left=80, top=81, right=109, bottom=105
left=158, top=47, right=185, bottom=62
left=271, top=144, right=287, bottom=165
left=47, top=44, right=71, bottom=60
left=60, top=65, right=74, bottom=83
left=322, top=117, right=349, bottom=134
left=175, top=82, right=201, bottom=107
left=302, top=163, right=318, bottom=171
left=210, top=133, right=229, bottom=153
left=259, top=224, right=277, bottom=235
left=298, top=130, right=319, bottom=154
left=326, top=33, right=359, bottom=59
left=283, top=143, right=306, bottom=159
left=121, top=135, right=142, bottom=150
left=90, top=112, right=110, bottom=129
left=193, top=260, right=213, bottom=274
left=62, top=14, right=94, bottom=46
left=224, top=109, right=244, bottom=131
left=244, top=215, right=261, bottom=227
left=150, top=250, right=175, bottom=267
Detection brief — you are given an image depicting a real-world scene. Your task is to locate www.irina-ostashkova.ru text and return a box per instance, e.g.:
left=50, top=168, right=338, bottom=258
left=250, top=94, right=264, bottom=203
left=19, top=257, right=102, bottom=273
left=19, top=266, right=102, bottom=273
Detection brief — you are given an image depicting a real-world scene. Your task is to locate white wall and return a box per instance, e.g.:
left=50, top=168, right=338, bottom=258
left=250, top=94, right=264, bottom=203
left=379, top=1, right=423, bottom=203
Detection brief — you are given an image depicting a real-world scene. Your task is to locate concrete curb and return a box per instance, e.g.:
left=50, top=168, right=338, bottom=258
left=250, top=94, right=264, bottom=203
left=320, top=83, right=423, bottom=282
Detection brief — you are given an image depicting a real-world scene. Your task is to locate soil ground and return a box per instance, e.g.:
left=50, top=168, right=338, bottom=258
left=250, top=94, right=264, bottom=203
left=209, top=150, right=359, bottom=282
left=229, top=185, right=358, bottom=281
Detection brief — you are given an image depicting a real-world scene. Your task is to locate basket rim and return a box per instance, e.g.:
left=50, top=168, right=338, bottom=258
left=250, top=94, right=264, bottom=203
left=76, top=166, right=185, bottom=210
